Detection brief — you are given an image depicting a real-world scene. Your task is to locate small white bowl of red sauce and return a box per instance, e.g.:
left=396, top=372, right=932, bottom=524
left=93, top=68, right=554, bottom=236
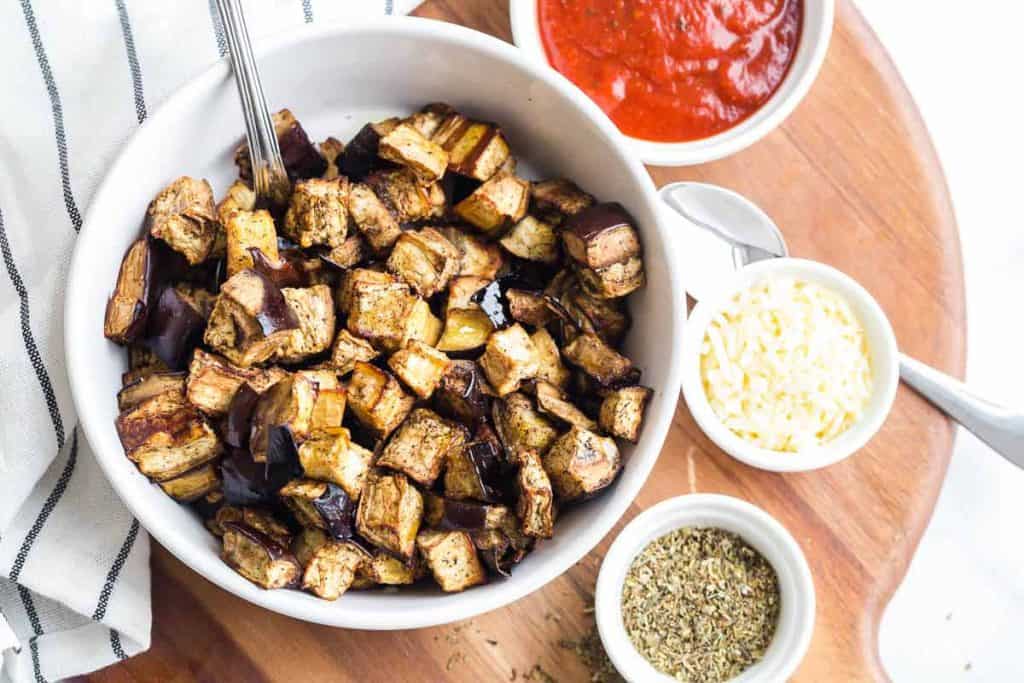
left=510, top=0, right=834, bottom=166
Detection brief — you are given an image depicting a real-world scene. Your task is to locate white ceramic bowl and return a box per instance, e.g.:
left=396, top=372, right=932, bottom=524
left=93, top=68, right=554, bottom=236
left=681, top=258, right=899, bottom=472
left=509, top=0, right=835, bottom=166
left=64, top=18, right=687, bottom=629
left=595, top=494, right=815, bottom=683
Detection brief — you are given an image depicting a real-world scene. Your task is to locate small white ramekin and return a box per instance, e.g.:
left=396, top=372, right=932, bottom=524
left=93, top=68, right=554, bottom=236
left=681, top=258, right=900, bottom=473
left=509, top=0, right=835, bottom=166
left=595, top=494, right=815, bottom=683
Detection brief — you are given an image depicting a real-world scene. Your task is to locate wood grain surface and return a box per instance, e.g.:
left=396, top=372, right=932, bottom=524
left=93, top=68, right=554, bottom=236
left=78, top=1, right=965, bottom=681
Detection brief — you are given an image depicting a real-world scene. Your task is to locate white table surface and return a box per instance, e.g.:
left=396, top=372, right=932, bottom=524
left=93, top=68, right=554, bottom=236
left=852, top=2, right=1024, bottom=680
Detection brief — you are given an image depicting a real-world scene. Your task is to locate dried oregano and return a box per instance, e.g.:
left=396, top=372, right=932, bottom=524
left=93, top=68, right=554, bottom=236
left=621, top=527, right=780, bottom=682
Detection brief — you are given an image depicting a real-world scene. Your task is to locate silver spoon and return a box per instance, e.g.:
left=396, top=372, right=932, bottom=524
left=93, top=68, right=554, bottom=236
left=661, top=181, right=1024, bottom=464
left=215, top=0, right=291, bottom=208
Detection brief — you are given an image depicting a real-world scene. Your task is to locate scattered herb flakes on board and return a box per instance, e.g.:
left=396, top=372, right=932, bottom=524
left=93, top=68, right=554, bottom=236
left=621, top=527, right=780, bottom=682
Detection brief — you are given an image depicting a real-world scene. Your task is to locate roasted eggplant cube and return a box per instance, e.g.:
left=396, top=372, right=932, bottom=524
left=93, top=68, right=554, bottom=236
left=444, top=276, right=489, bottom=314
left=292, top=527, right=330, bottom=567
left=340, top=118, right=400, bottom=180
left=436, top=307, right=494, bottom=353
left=298, top=369, right=347, bottom=432
left=299, top=539, right=367, bottom=600
left=249, top=374, right=318, bottom=462
left=444, top=436, right=505, bottom=503
left=346, top=362, right=416, bottom=438
left=319, top=137, right=345, bottom=180
left=386, top=228, right=459, bottom=298
left=531, top=327, right=570, bottom=389
left=531, top=179, right=595, bottom=219
left=492, top=393, right=558, bottom=464
left=438, top=227, right=504, bottom=279
left=416, top=529, right=487, bottom=593
left=479, top=324, right=539, bottom=396
left=273, top=285, right=336, bottom=364
left=236, top=109, right=326, bottom=181
left=378, top=122, right=449, bottom=183
left=118, top=372, right=186, bottom=412
left=366, top=168, right=443, bottom=223
left=347, top=182, right=403, bottom=252
left=298, top=430, right=372, bottom=500
left=279, top=478, right=357, bottom=539
left=214, top=506, right=293, bottom=547
left=356, top=471, right=423, bottom=560
left=404, top=298, right=444, bottom=348
left=534, top=381, right=597, bottom=431
left=433, top=114, right=510, bottom=182
left=204, top=295, right=285, bottom=368
left=454, top=174, right=530, bottom=236
left=225, top=209, right=280, bottom=278
left=283, top=177, right=350, bottom=249
left=427, top=498, right=511, bottom=532
left=143, top=285, right=209, bottom=371
left=405, top=102, right=453, bottom=138
left=104, top=238, right=155, bottom=344
left=387, top=340, right=451, bottom=400
left=563, top=202, right=644, bottom=298
left=499, top=215, right=560, bottom=264
left=567, top=287, right=631, bottom=345
left=542, top=426, right=622, bottom=501
left=216, top=179, right=256, bottom=225
left=337, top=267, right=398, bottom=314
left=345, top=277, right=416, bottom=352
left=506, top=289, right=552, bottom=328
left=516, top=451, right=555, bottom=539
left=330, top=329, right=380, bottom=375
left=369, top=551, right=420, bottom=586
left=186, top=349, right=286, bottom=416
left=145, top=176, right=218, bottom=265
left=322, top=233, right=368, bottom=271
left=115, top=391, right=221, bottom=481
left=158, top=462, right=220, bottom=502
left=123, top=344, right=169, bottom=386
left=377, top=408, right=464, bottom=487
left=433, top=360, right=488, bottom=423
left=563, top=333, right=638, bottom=387
left=576, top=256, right=645, bottom=299
left=599, top=386, right=653, bottom=443
left=221, top=522, right=302, bottom=589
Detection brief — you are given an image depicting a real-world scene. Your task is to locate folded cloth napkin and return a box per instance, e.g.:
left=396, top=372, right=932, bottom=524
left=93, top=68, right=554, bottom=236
left=0, top=1, right=419, bottom=680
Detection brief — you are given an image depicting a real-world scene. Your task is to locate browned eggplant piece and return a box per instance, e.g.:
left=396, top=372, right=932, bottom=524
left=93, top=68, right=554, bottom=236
left=479, top=324, right=539, bottom=396
left=467, top=267, right=551, bottom=331
left=499, top=215, right=560, bottom=264
left=283, top=177, right=349, bottom=249
left=337, top=267, right=397, bottom=314
left=599, top=385, right=653, bottom=443
left=296, top=369, right=346, bottom=433
left=329, top=329, right=380, bottom=376
left=516, top=450, right=556, bottom=538
left=530, top=179, right=595, bottom=219
left=186, top=348, right=287, bottom=416
left=116, top=390, right=222, bottom=481
left=416, top=529, right=487, bottom=592
left=104, top=238, right=156, bottom=344
left=444, top=425, right=509, bottom=504
left=272, top=284, right=336, bottom=364
left=279, top=478, right=357, bottom=539
left=220, top=446, right=297, bottom=506
left=404, top=298, right=444, bottom=349
left=530, top=327, right=570, bottom=389
left=506, top=288, right=552, bottom=327
left=355, top=471, right=423, bottom=560
left=221, top=522, right=302, bottom=589
left=216, top=179, right=256, bottom=226
left=143, top=285, right=207, bottom=370
left=297, top=429, right=373, bottom=500
left=386, top=228, right=459, bottom=298
left=123, top=344, right=169, bottom=386
left=542, top=425, right=622, bottom=501
left=445, top=276, right=491, bottom=313
left=565, top=286, right=631, bottom=345
left=223, top=384, right=260, bottom=449
left=220, top=268, right=300, bottom=337
left=320, top=233, right=369, bottom=271
left=298, top=538, right=368, bottom=600
left=437, top=227, right=504, bottom=279
left=433, top=360, right=488, bottom=424
left=248, top=374, right=317, bottom=462
left=562, top=333, right=640, bottom=387
left=471, top=529, right=517, bottom=578
left=426, top=498, right=511, bottom=533
left=432, top=114, right=511, bottom=182
left=562, top=202, right=644, bottom=298
left=533, top=380, right=597, bottom=431
left=387, top=340, right=451, bottom=400
left=193, top=489, right=226, bottom=526
left=145, top=177, right=218, bottom=265
left=346, top=362, right=416, bottom=438
left=377, top=409, right=465, bottom=487
left=117, top=372, right=186, bottom=412
left=492, top=393, right=558, bottom=465
left=236, top=109, right=327, bottom=182
left=158, top=462, right=220, bottom=502
left=366, top=168, right=445, bottom=223
left=454, top=173, right=530, bottom=236
left=214, top=506, right=293, bottom=546
left=345, top=275, right=416, bottom=352
left=367, top=550, right=421, bottom=586
left=339, top=118, right=400, bottom=181
left=378, top=122, right=449, bottom=183
left=225, top=209, right=279, bottom=278
left=173, top=283, right=217, bottom=319
left=435, top=307, right=494, bottom=353
left=405, top=102, right=453, bottom=139
left=347, top=182, right=403, bottom=252
left=292, top=527, right=330, bottom=566
left=319, top=137, right=344, bottom=180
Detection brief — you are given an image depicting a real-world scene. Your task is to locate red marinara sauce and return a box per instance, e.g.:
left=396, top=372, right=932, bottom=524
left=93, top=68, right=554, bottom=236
left=538, top=0, right=803, bottom=142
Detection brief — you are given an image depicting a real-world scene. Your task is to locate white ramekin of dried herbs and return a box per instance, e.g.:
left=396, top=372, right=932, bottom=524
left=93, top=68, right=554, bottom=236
left=595, top=494, right=815, bottom=682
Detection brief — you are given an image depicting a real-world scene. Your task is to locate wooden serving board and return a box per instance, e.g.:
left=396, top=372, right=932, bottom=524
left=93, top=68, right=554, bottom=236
left=79, top=1, right=964, bottom=681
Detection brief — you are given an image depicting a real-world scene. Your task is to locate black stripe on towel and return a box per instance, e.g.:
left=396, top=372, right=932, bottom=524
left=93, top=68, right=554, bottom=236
left=114, top=0, right=147, bottom=123
left=19, top=591, right=46, bottom=683
left=93, top=519, right=141, bottom=621
left=110, top=629, right=128, bottom=661
left=302, top=0, right=313, bottom=23
left=0, top=208, right=65, bottom=451
left=18, top=0, right=83, bottom=232
left=207, top=0, right=228, bottom=57
left=385, top=0, right=394, bottom=15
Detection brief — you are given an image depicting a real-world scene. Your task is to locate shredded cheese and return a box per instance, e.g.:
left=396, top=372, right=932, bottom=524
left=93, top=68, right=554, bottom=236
left=700, top=278, right=873, bottom=453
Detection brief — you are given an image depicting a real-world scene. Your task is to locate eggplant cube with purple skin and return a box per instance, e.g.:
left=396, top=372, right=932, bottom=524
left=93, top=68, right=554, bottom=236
left=386, top=228, right=460, bottom=298
left=283, top=177, right=350, bottom=249
left=531, top=328, right=570, bottom=390
left=117, top=372, right=186, bottom=412
left=444, top=435, right=505, bottom=503
left=377, top=408, right=465, bottom=487
left=516, top=450, right=556, bottom=539
left=297, top=430, right=373, bottom=500
left=534, top=380, right=597, bottom=431
left=432, top=114, right=510, bottom=182
left=542, top=425, right=622, bottom=501
left=186, top=349, right=287, bottom=416
left=297, top=369, right=347, bottom=433
left=438, top=227, right=504, bottom=279
left=298, top=538, right=369, bottom=600
left=479, top=324, right=539, bottom=396
left=454, top=174, right=530, bottom=236
left=215, top=507, right=293, bottom=547
left=347, top=182, right=403, bottom=252
left=157, top=462, right=220, bottom=502
left=345, top=277, right=416, bottom=353
left=599, top=385, right=653, bottom=443
left=248, top=374, right=318, bottom=462
left=499, top=215, right=560, bottom=265
left=530, top=178, right=595, bottom=220
left=330, top=329, right=380, bottom=376
left=224, top=209, right=280, bottom=278
left=492, top=393, right=559, bottom=465
left=416, top=529, right=487, bottom=593
left=104, top=238, right=154, bottom=344
left=346, top=362, right=416, bottom=438
left=562, top=202, right=644, bottom=298
left=278, top=478, right=357, bottom=540
left=145, top=176, right=218, bottom=265
left=387, top=340, right=452, bottom=400
left=236, top=109, right=326, bottom=182
left=221, top=522, right=302, bottom=590
left=356, top=471, right=424, bottom=561
left=562, top=333, right=639, bottom=388
left=433, top=360, right=488, bottom=424
left=339, top=117, right=399, bottom=181
left=378, top=122, right=450, bottom=183
left=272, top=285, right=336, bottom=364
left=367, top=168, right=445, bottom=224
left=204, top=270, right=297, bottom=368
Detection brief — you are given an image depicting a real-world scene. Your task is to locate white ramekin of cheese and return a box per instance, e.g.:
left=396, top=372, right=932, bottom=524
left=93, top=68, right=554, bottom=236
left=681, top=259, right=899, bottom=472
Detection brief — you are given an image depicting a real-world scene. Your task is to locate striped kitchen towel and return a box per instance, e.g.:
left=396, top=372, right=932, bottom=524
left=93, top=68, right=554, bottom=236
left=0, top=1, right=419, bottom=681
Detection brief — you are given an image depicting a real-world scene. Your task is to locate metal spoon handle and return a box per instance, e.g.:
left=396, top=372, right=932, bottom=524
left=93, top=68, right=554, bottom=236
left=215, top=0, right=290, bottom=206
left=899, top=353, right=1024, bottom=464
